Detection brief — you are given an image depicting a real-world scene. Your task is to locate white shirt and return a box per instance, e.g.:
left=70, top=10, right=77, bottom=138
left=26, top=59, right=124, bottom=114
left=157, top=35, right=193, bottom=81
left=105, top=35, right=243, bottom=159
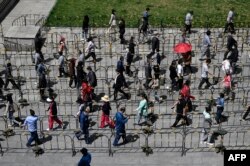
left=58, top=55, right=64, bottom=67
left=177, top=64, right=183, bottom=77
left=203, top=110, right=211, bottom=119
left=202, top=34, right=211, bottom=48
left=85, top=41, right=95, bottom=53
left=227, top=10, right=234, bottom=23
left=185, top=13, right=193, bottom=25
left=222, top=59, right=231, bottom=73
left=109, top=14, right=116, bottom=26
left=34, top=52, right=41, bottom=65
left=201, top=62, right=208, bottom=78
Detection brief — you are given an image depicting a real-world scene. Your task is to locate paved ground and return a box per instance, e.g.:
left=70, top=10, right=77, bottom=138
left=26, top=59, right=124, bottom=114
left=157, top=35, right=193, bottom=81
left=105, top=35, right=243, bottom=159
left=0, top=1, right=250, bottom=166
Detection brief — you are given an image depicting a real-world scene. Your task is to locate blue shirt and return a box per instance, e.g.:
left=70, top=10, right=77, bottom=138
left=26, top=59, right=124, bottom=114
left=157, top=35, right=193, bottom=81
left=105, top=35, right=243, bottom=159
left=78, top=153, right=91, bottom=166
left=115, top=111, right=128, bottom=131
left=24, top=115, right=38, bottom=132
left=217, top=97, right=224, bottom=108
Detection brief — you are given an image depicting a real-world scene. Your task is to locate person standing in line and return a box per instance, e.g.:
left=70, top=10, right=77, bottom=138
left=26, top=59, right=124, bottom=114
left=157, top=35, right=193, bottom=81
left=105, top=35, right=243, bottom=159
left=198, top=59, right=213, bottom=90
left=46, top=97, right=63, bottom=131
left=177, top=59, right=184, bottom=90
left=135, top=93, right=148, bottom=124
left=58, top=36, right=67, bottom=55
left=113, top=107, right=129, bottom=146
left=125, top=47, right=133, bottom=76
left=76, top=106, right=90, bottom=144
left=118, top=18, right=126, bottom=44
left=184, top=11, right=193, bottom=34
left=82, top=15, right=90, bottom=41
left=113, top=70, right=129, bottom=100
left=224, top=8, right=235, bottom=33
left=34, top=50, right=42, bottom=71
left=78, top=147, right=91, bottom=166
left=169, top=60, right=178, bottom=90
left=99, top=95, right=112, bottom=128
left=116, top=56, right=125, bottom=73
left=76, top=61, right=87, bottom=102
left=85, top=37, right=97, bottom=63
left=108, top=9, right=117, bottom=33
left=22, top=109, right=41, bottom=147
left=215, top=93, right=225, bottom=125
left=201, top=30, right=212, bottom=59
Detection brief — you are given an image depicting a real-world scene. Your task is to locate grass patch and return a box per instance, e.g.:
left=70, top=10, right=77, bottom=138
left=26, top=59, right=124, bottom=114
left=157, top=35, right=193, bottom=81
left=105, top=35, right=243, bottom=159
left=46, top=0, right=250, bottom=27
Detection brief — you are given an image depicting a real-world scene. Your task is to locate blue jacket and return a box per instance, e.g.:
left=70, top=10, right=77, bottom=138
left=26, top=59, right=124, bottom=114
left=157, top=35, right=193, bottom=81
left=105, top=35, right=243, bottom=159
left=115, top=111, right=128, bottom=131
left=79, top=111, right=89, bottom=131
left=78, top=152, right=91, bottom=166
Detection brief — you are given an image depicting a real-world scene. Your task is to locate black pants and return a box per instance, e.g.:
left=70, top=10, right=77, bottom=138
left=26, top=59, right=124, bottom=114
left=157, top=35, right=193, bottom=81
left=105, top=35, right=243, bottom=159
left=119, top=30, right=125, bottom=44
left=184, top=64, right=193, bottom=74
left=243, top=108, right=250, bottom=120
left=4, top=78, right=19, bottom=89
left=59, top=67, right=66, bottom=77
left=198, top=78, right=211, bottom=89
left=144, top=77, right=152, bottom=88
left=177, top=77, right=183, bottom=90
left=85, top=52, right=96, bottom=61
left=185, top=24, right=192, bottom=34
left=114, top=87, right=128, bottom=100
left=69, top=75, right=77, bottom=88
left=172, top=114, right=190, bottom=127
left=125, top=64, right=132, bottom=76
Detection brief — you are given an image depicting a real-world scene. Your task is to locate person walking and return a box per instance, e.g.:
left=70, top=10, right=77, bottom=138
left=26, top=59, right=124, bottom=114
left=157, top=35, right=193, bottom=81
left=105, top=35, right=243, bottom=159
left=125, top=47, right=133, bottom=76
left=184, top=11, right=193, bottom=34
left=86, top=66, right=97, bottom=91
left=113, top=70, right=129, bottom=100
left=215, top=93, right=225, bottom=124
left=34, top=50, right=42, bottom=71
left=116, top=56, right=125, bottom=73
left=37, top=61, right=47, bottom=101
left=82, top=15, right=90, bottom=41
left=143, top=60, right=153, bottom=89
left=240, top=105, right=250, bottom=121
left=113, top=107, right=129, bottom=146
left=177, top=59, right=184, bottom=90
left=76, top=61, right=87, bottom=102
left=78, top=147, right=91, bottom=166
left=200, top=107, right=214, bottom=145
left=81, top=80, right=93, bottom=111
left=58, top=52, right=66, bottom=77
left=169, top=60, right=178, bottom=90
left=99, top=95, right=112, bottom=128
left=4, top=94, right=15, bottom=127
left=201, top=30, right=212, bottom=59
left=46, top=97, right=63, bottom=131
left=118, top=18, right=126, bottom=44
left=85, top=37, right=97, bottom=63
left=0, top=76, right=4, bottom=100
left=22, top=109, right=41, bottom=147
left=224, top=8, right=235, bottom=33
left=4, top=61, right=19, bottom=90
left=147, top=31, right=160, bottom=59
left=170, top=94, right=190, bottom=127
left=76, top=106, right=90, bottom=144
left=108, top=9, right=117, bottom=33
left=140, top=8, right=150, bottom=38
left=198, top=59, right=212, bottom=89
left=224, top=32, right=237, bottom=60
left=68, top=56, right=77, bottom=88
left=135, top=93, right=148, bottom=124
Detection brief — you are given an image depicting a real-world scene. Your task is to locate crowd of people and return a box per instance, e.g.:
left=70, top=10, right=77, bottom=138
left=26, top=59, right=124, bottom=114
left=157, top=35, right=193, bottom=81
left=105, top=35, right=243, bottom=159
left=0, top=6, right=248, bottom=165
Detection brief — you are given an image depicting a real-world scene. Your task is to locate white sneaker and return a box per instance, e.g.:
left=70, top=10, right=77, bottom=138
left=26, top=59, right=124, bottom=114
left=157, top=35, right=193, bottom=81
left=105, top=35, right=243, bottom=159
left=206, top=142, right=214, bottom=146
left=46, top=128, right=51, bottom=131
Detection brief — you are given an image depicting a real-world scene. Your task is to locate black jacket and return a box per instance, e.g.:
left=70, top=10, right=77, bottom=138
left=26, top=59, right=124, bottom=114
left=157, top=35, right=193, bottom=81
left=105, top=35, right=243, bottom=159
left=87, top=71, right=97, bottom=87
left=151, top=36, right=160, bottom=52
left=145, top=63, right=152, bottom=78
left=115, top=74, right=127, bottom=89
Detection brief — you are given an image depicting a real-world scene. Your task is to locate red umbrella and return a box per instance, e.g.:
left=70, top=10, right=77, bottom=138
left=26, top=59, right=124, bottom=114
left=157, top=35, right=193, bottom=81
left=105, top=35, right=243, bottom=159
left=174, top=43, right=192, bottom=53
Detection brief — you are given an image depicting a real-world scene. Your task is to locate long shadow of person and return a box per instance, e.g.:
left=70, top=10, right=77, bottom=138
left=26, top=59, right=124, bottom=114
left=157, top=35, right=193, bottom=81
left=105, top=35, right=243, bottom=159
left=119, top=134, right=140, bottom=146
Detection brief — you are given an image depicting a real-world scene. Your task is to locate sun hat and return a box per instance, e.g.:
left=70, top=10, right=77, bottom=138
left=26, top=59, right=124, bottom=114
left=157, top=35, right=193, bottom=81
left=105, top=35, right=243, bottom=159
left=101, top=95, right=109, bottom=102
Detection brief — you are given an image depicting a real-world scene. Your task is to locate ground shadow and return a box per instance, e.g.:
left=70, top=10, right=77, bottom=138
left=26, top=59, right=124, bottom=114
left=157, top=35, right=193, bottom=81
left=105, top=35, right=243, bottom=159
left=133, top=55, right=142, bottom=63
left=39, top=135, right=52, bottom=145
left=234, top=67, right=242, bottom=74
left=47, top=80, right=58, bottom=87
left=95, top=92, right=105, bottom=102
left=44, top=57, right=54, bottom=63
left=119, top=134, right=139, bottom=145
left=88, top=133, right=103, bottom=144
left=96, top=57, right=103, bottom=62
left=160, top=69, right=166, bottom=75
left=92, top=104, right=100, bottom=113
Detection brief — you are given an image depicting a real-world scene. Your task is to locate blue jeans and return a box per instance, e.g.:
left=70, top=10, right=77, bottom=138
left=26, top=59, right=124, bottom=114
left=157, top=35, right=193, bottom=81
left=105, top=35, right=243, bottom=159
left=27, top=131, right=39, bottom=146
left=113, top=129, right=126, bottom=146
left=215, top=107, right=224, bottom=123
left=76, top=128, right=89, bottom=144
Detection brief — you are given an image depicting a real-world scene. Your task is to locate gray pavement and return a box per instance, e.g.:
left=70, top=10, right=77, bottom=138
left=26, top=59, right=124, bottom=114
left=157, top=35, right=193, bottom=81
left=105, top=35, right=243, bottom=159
left=0, top=0, right=250, bottom=166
